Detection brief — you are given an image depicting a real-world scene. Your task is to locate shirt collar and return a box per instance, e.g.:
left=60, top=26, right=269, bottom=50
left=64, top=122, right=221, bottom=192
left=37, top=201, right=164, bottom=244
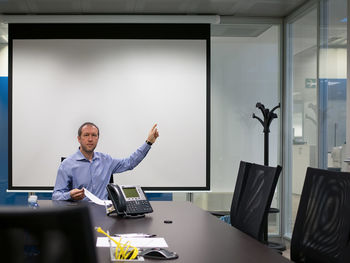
left=74, top=148, right=99, bottom=162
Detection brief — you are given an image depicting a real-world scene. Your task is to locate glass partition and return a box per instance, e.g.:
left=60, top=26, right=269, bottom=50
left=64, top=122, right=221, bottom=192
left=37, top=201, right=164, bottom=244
left=319, top=0, right=347, bottom=171
left=290, top=8, right=318, bottom=237
left=285, top=0, right=347, bottom=237
left=188, top=22, right=282, bottom=237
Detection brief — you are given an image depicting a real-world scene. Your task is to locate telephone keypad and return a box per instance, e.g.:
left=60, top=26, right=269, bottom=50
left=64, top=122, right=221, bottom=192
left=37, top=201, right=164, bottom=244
left=126, top=200, right=153, bottom=215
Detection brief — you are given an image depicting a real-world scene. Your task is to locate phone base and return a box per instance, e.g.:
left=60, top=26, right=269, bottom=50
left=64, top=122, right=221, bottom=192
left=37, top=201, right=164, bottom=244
left=106, top=210, right=146, bottom=219
left=120, top=214, right=146, bottom=219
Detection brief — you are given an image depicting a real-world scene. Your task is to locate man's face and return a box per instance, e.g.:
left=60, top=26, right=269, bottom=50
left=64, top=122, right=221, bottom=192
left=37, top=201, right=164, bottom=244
left=78, top=125, right=99, bottom=154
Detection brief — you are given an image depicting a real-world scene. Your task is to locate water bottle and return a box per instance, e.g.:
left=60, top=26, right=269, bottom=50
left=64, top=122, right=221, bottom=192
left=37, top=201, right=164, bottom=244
left=28, top=195, right=39, bottom=209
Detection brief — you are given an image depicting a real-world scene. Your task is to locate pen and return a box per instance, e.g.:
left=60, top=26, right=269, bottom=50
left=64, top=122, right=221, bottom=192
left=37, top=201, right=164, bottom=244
left=114, top=233, right=157, bottom=238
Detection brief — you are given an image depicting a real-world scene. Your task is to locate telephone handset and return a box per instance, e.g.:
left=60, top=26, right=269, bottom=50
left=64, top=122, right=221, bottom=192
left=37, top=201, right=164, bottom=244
left=106, top=183, right=153, bottom=218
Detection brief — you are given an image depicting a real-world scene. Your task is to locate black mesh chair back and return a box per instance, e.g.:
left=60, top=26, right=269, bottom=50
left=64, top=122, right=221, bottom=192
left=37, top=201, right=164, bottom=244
left=230, top=161, right=252, bottom=219
left=231, top=162, right=282, bottom=243
left=291, top=167, right=350, bottom=263
left=0, top=205, right=97, bottom=263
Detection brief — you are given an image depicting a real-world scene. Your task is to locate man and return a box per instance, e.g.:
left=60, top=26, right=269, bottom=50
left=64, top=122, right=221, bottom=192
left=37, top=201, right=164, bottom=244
left=52, top=122, right=159, bottom=201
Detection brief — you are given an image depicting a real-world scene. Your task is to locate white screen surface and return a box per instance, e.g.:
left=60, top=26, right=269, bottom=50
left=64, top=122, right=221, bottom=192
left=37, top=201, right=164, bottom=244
left=11, top=39, right=208, bottom=190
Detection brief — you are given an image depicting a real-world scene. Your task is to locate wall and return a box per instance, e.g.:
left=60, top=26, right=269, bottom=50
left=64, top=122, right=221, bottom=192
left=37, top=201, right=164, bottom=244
left=0, top=44, right=9, bottom=203
left=347, top=0, right=350, bottom=171
left=194, top=25, right=281, bottom=211
left=1, top=24, right=281, bottom=206
left=344, top=0, right=350, bottom=171
left=0, top=44, right=52, bottom=204
left=210, top=25, right=280, bottom=193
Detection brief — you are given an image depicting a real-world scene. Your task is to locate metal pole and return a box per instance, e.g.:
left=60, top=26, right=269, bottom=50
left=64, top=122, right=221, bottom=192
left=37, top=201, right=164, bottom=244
left=264, top=131, right=269, bottom=166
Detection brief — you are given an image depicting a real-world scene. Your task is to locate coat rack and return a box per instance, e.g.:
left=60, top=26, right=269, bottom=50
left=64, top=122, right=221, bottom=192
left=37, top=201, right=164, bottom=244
left=252, top=102, right=285, bottom=251
left=252, top=102, right=280, bottom=166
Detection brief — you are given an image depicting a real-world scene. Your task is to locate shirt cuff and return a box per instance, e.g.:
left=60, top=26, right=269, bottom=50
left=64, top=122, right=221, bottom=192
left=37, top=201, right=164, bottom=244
left=142, top=142, right=152, bottom=151
left=64, top=191, right=72, bottom=200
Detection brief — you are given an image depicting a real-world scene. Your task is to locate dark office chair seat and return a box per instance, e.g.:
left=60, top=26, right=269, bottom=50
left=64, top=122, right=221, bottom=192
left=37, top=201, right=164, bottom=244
left=212, top=161, right=252, bottom=220
left=231, top=161, right=282, bottom=243
left=291, top=167, right=350, bottom=263
left=0, top=205, right=97, bottom=263
left=266, top=207, right=286, bottom=252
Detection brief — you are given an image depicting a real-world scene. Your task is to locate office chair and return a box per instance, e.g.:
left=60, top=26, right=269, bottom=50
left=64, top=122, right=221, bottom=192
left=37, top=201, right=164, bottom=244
left=231, top=162, right=282, bottom=243
left=291, top=167, right=350, bottom=263
left=230, top=161, right=252, bottom=218
left=214, top=161, right=252, bottom=222
left=0, top=205, right=97, bottom=263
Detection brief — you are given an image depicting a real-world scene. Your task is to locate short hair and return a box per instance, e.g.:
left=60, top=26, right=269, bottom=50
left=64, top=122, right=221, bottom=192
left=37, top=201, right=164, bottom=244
left=78, top=122, right=99, bottom=137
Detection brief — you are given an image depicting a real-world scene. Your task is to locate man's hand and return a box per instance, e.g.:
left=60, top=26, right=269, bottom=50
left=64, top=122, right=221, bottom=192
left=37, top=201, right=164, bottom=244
left=70, top=188, right=85, bottom=201
left=147, top=124, right=159, bottom=144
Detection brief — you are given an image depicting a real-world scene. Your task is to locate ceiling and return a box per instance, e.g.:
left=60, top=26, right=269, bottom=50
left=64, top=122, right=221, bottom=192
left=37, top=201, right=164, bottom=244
left=0, top=0, right=307, bottom=17
left=0, top=0, right=345, bottom=45
left=0, top=0, right=346, bottom=44
left=0, top=0, right=310, bottom=43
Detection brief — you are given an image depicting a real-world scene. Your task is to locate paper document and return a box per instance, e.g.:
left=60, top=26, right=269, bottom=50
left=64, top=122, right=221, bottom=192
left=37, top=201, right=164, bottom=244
left=84, top=188, right=112, bottom=206
left=96, top=237, right=168, bottom=248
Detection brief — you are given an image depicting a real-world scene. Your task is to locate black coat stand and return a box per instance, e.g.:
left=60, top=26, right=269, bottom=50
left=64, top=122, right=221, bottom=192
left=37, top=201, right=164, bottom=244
left=252, top=102, right=285, bottom=251
left=252, top=102, right=280, bottom=166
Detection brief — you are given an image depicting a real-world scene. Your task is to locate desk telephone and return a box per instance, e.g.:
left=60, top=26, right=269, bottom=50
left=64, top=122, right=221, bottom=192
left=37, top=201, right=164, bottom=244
left=106, top=184, right=153, bottom=218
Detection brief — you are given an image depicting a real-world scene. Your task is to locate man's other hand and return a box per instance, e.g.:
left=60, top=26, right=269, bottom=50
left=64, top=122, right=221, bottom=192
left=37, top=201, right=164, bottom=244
left=70, top=188, right=85, bottom=200
left=147, top=124, right=159, bottom=144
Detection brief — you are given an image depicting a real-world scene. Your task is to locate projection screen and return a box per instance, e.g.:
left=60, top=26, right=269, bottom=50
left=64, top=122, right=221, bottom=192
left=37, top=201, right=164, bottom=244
left=8, top=24, right=210, bottom=191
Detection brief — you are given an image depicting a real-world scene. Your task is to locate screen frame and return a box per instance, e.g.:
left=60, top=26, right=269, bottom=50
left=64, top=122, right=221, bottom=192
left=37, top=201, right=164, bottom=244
left=8, top=23, right=210, bottom=191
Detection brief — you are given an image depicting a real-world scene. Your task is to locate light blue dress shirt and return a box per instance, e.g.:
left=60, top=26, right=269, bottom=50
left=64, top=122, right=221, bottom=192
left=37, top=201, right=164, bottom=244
left=52, top=142, right=151, bottom=201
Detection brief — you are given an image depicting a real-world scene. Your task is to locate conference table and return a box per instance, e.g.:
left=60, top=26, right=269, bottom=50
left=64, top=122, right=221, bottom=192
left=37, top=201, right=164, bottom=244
left=40, top=200, right=290, bottom=263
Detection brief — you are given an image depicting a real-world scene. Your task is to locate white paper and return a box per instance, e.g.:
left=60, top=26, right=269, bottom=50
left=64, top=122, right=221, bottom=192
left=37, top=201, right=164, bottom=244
left=96, top=237, right=168, bottom=248
left=84, top=188, right=112, bottom=206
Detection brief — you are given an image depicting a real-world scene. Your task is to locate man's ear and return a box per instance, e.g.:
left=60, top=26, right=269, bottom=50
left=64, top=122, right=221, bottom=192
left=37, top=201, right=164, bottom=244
left=77, top=136, right=81, bottom=143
